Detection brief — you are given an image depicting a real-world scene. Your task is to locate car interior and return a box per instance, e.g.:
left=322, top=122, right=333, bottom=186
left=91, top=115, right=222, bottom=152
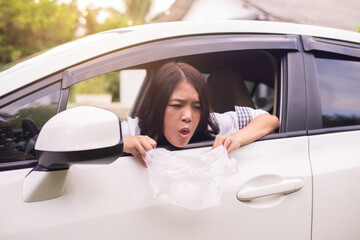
left=127, top=49, right=281, bottom=149
left=132, top=49, right=280, bottom=119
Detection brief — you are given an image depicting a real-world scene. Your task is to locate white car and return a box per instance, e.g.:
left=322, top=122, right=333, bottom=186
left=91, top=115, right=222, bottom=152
left=1, top=20, right=360, bottom=240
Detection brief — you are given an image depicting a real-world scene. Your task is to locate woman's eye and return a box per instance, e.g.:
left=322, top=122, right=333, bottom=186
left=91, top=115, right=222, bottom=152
left=193, top=105, right=201, bottom=110
left=170, top=104, right=182, bottom=108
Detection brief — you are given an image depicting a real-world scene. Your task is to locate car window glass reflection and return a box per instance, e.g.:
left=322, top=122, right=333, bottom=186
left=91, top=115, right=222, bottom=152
left=0, top=83, right=61, bottom=162
left=316, top=57, right=360, bottom=127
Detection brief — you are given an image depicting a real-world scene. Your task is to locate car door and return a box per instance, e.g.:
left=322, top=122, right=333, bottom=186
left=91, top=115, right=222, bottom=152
left=303, top=36, right=360, bottom=240
left=0, top=34, right=312, bottom=240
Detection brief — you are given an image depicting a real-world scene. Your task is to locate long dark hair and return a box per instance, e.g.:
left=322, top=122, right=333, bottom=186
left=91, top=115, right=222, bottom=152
left=138, top=62, right=219, bottom=145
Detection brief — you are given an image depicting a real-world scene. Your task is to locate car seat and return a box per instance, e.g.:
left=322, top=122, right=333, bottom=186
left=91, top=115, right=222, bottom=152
left=207, top=67, right=255, bottom=113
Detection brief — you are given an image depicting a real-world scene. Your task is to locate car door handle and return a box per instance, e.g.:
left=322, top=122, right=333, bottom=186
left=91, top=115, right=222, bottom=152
left=237, top=178, right=304, bottom=202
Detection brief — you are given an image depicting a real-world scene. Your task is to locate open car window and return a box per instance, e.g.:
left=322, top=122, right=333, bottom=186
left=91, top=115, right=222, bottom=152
left=132, top=49, right=279, bottom=119
left=66, top=48, right=280, bottom=151
left=67, top=69, right=147, bottom=121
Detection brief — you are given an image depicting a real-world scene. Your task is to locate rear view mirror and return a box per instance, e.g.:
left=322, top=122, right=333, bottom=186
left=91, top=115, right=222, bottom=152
left=23, top=106, right=123, bottom=202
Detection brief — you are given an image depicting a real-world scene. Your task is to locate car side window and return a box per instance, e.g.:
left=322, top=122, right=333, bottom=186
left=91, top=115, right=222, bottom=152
left=200, top=50, right=277, bottom=116
left=67, top=69, right=146, bottom=120
left=315, top=55, right=360, bottom=128
left=0, top=83, right=61, bottom=162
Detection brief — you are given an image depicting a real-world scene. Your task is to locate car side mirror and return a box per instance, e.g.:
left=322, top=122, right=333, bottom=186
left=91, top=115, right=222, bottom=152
left=23, top=106, right=123, bottom=202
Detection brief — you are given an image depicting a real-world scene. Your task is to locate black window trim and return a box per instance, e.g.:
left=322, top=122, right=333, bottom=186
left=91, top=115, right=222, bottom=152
left=302, top=35, right=360, bottom=58
left=302, top=52, right=323, bottom=131
left=0, top=159, right=38, bottom=172
left=285, top=51, right=307, bottom=132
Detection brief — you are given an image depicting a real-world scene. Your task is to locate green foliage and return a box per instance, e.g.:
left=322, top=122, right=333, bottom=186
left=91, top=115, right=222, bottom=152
left=0, top=0, right=152, bottom=99
left=0, top=0, right=81, bottom=65
left=105, top=72, right=120, bottom=102
left=69, top=72, right=120, bottom=103
left=0, top=0, right=154, bottom=66
left=69, top=75, right=106, bottom=103
left=0, top=0, right=153, bottom=67
left=84, top=6, right=128, bottom=35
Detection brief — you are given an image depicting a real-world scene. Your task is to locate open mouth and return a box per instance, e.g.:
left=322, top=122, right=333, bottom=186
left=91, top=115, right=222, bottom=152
left=179, top=128, right=190, bottom=139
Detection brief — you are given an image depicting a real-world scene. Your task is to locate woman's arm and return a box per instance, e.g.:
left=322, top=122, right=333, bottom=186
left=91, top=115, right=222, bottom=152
left=212, top=113, right=280, bottom=153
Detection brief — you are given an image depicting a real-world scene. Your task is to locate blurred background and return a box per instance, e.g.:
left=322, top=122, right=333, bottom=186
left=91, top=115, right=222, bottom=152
left=1, top=0, right=359, bottom=67
left=0, top=0, right=359, bottom=123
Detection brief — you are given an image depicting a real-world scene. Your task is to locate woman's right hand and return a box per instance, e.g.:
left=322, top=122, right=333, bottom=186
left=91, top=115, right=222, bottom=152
left=123, top=135, right=157, bottom=167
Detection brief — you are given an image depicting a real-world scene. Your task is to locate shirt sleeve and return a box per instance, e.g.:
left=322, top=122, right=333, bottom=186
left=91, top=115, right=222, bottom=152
left=121, top=116, right=141, bottom=137
left=212, top=112, right=239, bottom=135
left=235, top=106, right=268, bottom=129
left=213, top=106, right=268, bottom=135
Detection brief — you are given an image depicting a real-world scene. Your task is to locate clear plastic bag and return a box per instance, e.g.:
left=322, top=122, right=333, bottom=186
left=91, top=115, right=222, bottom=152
left=144, top=145, right=238, bottom=210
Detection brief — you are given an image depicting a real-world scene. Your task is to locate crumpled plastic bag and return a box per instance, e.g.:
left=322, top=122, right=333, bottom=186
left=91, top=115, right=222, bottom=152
left=144, top=145, right=238, bottom=210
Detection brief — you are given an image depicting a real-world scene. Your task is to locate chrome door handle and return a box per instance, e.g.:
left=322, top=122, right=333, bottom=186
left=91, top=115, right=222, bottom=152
left=237, top=178, right=304, bottom=202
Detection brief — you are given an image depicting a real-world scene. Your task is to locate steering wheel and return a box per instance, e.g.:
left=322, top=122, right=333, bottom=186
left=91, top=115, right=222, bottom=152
left=22, top=118, right=39, bottom=156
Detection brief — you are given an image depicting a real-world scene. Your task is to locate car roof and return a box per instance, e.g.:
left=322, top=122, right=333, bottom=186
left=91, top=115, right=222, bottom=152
left=1, top=20, right=360, bottom=97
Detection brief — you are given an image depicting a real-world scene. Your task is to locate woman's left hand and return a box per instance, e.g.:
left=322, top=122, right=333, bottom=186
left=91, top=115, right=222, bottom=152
left=212, top=134, right=241, bottom=154
left=212, top=113, right=280, bottom=154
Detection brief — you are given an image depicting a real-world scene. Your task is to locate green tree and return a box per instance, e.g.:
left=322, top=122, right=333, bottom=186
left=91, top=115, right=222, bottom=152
left=0, top=0, right=81, bottom=66
left=98, top=7, right=129, bottom=32
left=84, top=6, right=128, bottom=35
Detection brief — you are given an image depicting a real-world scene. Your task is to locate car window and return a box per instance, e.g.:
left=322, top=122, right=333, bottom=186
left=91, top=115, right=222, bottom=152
left=0, top=83, right=61, bottom=162
left=315, top=55, right=360, bottom=128
left=66, top=47, right=281, bottom=151
left=67, top=69, right=146, bottom=120
left=178, top=49, right=278, bottom=116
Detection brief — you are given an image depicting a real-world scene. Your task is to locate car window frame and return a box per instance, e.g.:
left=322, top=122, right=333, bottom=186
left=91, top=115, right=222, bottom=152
left=302, top=36, right=360, bottom=135
left=62, top=34, right=308, bottom=150
left=0, top=73, right=63, bottom=109
left=61, top=34, right=299, bottom=89
left=0, top=75, right=64, bottom=171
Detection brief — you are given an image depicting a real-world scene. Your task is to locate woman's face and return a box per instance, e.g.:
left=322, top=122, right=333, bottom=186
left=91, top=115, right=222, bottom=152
left=163, top=80, right=201, bottom=147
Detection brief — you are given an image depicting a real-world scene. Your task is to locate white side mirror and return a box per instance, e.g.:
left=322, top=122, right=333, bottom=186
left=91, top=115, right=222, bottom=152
left=23, top=106, right=123, bottom=202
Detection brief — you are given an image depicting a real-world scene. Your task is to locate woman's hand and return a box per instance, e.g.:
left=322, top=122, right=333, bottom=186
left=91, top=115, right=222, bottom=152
left=123, top=135, right=157, bottom=167
left=212, top=134, right=241, bottom=154
left=212, top=113, right=280, bottom=154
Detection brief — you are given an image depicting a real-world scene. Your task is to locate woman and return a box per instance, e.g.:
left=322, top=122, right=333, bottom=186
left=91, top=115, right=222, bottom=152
left=122, top=62, right=280, bottom=167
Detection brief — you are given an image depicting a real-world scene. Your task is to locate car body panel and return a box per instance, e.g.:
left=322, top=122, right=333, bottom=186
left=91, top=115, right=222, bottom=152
left=0, top=137, right=312, bottom=240
left=310, top=130, right=360, bottom=240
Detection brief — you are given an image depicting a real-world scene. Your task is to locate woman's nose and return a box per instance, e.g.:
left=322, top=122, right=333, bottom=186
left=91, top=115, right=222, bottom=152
left=181, top=108, right=192, bottom=123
